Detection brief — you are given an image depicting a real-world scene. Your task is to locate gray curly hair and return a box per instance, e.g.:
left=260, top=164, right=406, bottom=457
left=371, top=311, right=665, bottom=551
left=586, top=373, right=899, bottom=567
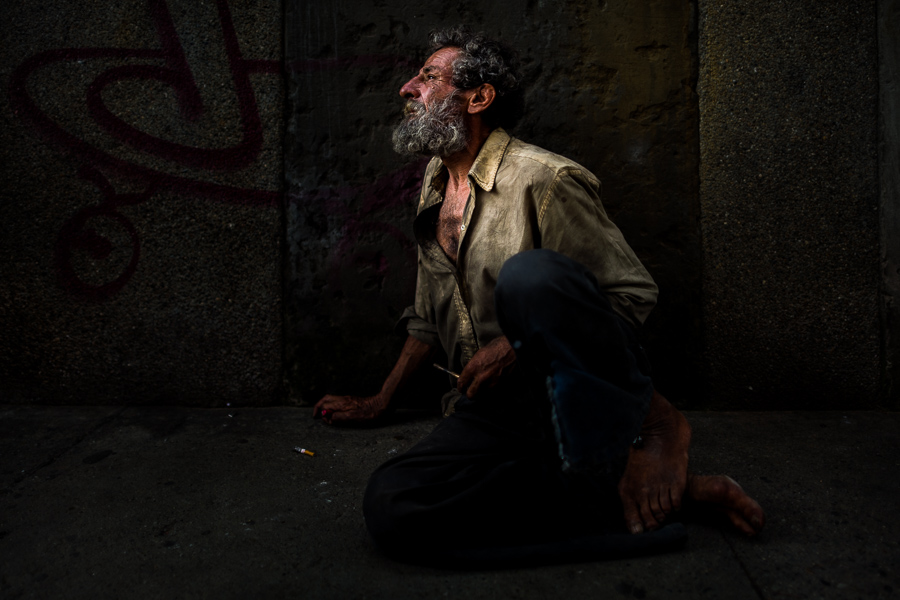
left=429, top=26, right=524, bottom=130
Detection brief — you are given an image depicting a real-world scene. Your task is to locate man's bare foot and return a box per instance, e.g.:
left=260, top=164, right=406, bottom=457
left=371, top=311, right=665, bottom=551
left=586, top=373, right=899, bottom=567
left=685, top=474, right=765, bottom=536
left=618, top=389, right=692, bottom=534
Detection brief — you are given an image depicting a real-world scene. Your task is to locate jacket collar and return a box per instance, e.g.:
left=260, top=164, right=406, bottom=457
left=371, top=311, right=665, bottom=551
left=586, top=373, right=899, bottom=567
left=427, top=127, right=511, bottom=195
left=468, top=127, right=511, bottom=192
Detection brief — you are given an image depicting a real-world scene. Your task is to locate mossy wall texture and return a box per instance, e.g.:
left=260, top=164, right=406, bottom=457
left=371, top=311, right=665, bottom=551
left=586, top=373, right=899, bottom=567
left=698, top=1, right=882, bottom=408
left=1, top=0, right=284, bottom=405
left=284, top=0, right=703, bottom=405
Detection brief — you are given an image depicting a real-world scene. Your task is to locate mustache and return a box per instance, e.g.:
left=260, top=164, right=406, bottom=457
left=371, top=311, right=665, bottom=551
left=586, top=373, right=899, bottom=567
left=402, top=100, right=426, bottom=117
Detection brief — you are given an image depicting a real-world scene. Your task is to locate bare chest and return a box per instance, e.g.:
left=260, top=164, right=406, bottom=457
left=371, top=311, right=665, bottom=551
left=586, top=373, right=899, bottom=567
left=436, top=185, right=469, bottom=264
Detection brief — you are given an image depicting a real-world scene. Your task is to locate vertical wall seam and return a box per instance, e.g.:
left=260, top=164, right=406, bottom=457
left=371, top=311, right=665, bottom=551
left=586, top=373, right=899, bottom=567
left=877, top=0, right=900, bottom=408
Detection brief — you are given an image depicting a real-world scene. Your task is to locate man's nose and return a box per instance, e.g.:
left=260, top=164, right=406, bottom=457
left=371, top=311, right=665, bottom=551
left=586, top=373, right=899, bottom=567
left=399, top=77, right=419, bottom=98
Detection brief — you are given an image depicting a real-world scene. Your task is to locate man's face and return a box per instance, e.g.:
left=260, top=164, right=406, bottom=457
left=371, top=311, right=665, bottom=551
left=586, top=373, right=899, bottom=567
left=399, top=47, right=459, bottom=110
left=392, top=47, right=470, bottom=157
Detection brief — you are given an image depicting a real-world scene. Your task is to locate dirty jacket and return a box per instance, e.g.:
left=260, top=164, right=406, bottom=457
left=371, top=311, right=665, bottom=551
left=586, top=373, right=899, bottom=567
left=399, top=128, right=658, bottom=376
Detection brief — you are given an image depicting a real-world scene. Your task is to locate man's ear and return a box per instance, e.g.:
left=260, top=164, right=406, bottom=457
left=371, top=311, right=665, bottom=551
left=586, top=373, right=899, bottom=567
left=467, top=83, right=496, bottom=115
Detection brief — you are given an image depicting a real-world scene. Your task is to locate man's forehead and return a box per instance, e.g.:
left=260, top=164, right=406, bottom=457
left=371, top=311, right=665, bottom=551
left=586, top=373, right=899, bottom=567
left=421, top=47, right=459, bottom=73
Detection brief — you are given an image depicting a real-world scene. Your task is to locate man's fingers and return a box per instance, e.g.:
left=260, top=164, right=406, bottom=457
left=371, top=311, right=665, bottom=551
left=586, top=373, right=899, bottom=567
left=313, top=395, right=358, bottom=423
left=313, top=396, right=333, bottom=418
left=458, top=361, right=486, bottom=396
left=318, top=404, right=339, bottom=424
left=323, top=407, right=367, bottom=425
left=329, top=410, right=362, bottom=423
left=457, top=367, right=474, bottom=394
left=465, top=374, right=483, bottom=398
left=462, top=367, right=503, bottom=398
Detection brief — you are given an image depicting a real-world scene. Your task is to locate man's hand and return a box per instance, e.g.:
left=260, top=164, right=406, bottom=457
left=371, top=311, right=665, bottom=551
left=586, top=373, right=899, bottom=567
left=313, top=394, right=388, bottom=425
left=457, top=336, right=516, bottom=398
left=311, top=336, right=434, bottom=426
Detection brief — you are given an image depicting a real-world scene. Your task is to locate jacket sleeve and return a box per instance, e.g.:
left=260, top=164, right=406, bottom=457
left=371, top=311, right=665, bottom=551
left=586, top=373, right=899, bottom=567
left=537, top=168, right=659, bottom=326
left=395, top=249, right=440, bottom=347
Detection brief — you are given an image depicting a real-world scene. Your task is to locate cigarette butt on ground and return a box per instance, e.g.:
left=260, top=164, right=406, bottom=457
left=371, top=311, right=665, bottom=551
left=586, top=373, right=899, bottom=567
left=294, top=447, right=315, bottom=456
left=432, top=363, right=460, bottom=379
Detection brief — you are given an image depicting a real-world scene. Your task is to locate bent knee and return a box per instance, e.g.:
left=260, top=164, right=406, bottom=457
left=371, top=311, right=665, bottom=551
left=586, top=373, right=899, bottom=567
left=362, top=466, right=433, bottom=551
left=495, top=248, right=568, bottom=298
left=362, top=470, right=401, bottom=547
left=496, top=249, right=595, bottom=308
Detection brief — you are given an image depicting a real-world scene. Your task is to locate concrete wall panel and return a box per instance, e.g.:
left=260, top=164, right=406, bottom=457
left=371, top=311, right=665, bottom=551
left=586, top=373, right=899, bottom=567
left=698, top=1, right=881, bottom=408
left=879, top=0, right=900, bottom=408
left=0, top=0, right=284, bottom=405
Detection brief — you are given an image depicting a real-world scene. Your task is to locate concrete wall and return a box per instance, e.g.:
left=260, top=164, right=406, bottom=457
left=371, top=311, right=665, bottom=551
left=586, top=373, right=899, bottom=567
left=698, top=1, right=883, bottom=408
left=284, top=0, right=703, bottom=406
left=2, top=0, right=893, bottom=409
left=879, top=0, right=900, bottom=408
left=1, top=0, right=284, bottom=405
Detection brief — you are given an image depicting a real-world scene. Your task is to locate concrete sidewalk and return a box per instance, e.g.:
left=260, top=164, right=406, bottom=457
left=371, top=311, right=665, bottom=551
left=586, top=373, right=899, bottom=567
left=0, top=406, right=897, bottom=599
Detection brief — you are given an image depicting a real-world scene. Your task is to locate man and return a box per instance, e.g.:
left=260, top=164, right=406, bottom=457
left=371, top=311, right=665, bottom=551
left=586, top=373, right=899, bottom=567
left=314, top=27, right=764, bottom=565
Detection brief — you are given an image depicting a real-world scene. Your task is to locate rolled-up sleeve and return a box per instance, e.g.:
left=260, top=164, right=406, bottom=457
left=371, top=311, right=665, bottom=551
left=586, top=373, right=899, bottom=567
left=394, top=252, right=440, bottom=346
left=395, top=306, right=439, bottom=346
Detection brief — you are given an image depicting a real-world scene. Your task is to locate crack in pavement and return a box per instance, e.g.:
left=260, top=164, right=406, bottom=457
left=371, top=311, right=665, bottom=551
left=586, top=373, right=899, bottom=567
left=8, top=407, right=127, bottom=488
left=721, top=530, right=768, bottom=600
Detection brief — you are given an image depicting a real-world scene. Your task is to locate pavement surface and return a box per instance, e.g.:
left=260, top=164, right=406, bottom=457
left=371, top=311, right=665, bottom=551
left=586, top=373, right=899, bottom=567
left=1, top=406, right=898, bottom=599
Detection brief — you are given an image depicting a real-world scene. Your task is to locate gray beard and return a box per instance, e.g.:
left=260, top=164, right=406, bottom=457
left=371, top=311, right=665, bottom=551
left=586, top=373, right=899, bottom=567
left=392, top=91, right=469, bottom=158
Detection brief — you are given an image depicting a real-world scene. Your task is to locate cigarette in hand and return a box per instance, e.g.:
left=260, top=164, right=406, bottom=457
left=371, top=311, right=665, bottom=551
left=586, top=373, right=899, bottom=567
left=432, top=363, right=460, bottom=379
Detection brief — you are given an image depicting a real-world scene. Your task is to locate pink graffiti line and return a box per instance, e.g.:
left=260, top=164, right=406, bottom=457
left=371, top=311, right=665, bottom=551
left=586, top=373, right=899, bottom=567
left=8, top=0, right=282, bottom=300
left=55, top=166, right=154, bottom=301
left=10, top=0, right=426, bottom=301
left=8, top=0, right=281, bottom=206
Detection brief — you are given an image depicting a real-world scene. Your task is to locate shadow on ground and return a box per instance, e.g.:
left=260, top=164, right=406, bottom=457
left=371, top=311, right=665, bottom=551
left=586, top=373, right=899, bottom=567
left=0, top=406, right=897, bottom=599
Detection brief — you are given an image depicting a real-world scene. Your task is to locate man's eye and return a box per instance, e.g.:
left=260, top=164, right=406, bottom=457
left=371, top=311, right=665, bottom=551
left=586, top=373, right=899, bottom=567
left=426, top=75, right=436, bottom=80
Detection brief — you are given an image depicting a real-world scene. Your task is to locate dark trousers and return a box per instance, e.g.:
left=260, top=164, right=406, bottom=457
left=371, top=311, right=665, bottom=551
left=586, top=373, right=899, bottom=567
left=363, top=250, right=685, bottom=567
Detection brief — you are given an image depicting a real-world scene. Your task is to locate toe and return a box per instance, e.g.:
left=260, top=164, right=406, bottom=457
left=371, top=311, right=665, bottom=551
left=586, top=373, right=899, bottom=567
left=751, top=511, right=765, bottom=532
left=638, top=496, right=660, bottom=531
left=622, top=503, right=644, bottom=535
left=745, top=500, right=765, bottom=532
left=727, top=510, right=757, bottom=536
left=670, top=486, right=682, bottom=512
left=659, top=487, right=672, bottom=515
left=649, top=492, right=666, bottom=523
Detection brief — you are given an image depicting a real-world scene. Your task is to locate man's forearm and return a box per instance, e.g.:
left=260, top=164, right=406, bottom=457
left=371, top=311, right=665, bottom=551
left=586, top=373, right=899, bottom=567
left=378, top=335, right=436, bottom=403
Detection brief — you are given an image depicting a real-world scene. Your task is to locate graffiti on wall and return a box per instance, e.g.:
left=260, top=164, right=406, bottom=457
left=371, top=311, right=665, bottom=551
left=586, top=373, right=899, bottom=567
left=10, top=0, right=427, bottom=304
left=9, top=0, right=280, bottom=300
